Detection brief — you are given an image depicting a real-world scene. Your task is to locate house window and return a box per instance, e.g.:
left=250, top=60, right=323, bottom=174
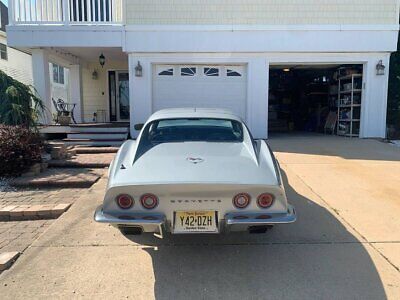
left=204, top=67, right=219, bottom=77
left=227, top=69, right=242, bottom=77
left=52, top=63, right=65, bottom=84
left=181, top=67, right=197, bottom=77
left=0, top=44, right=7, bottom=60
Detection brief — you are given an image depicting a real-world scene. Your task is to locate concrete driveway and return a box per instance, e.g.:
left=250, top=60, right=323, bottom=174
left=1, top=134, right=400, bottom=299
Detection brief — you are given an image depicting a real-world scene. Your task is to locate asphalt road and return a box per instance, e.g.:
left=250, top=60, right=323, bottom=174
left=1, top=135, right=399, bottom=299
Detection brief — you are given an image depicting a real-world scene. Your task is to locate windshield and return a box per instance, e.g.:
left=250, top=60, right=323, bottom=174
left=135, top=118, right=244, bottom=160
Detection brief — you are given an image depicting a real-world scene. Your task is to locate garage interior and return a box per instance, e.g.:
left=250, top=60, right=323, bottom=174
left=268, top=64, right=363, bottom=137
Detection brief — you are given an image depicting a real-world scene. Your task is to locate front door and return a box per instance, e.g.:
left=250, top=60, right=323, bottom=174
left=116, top=72, right=130, bottom=121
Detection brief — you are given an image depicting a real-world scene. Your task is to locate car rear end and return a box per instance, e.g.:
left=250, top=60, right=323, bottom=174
left=94, top=183, right=296, bottom=235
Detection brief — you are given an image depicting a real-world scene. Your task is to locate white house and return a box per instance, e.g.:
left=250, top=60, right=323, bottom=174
left=5, top=0, right=400, bottom=139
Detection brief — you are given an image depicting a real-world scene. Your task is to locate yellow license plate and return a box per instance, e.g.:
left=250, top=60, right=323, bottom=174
left=174, top=211, right=218, bottom=233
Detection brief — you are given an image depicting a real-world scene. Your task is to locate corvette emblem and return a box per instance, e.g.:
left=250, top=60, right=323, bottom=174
left=187, top=157, right=204, bottom=164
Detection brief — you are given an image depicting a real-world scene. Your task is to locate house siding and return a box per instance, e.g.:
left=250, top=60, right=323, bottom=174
left=81, top=61, right=128, bottom=122
left=126, top=0, right=399, bottom=25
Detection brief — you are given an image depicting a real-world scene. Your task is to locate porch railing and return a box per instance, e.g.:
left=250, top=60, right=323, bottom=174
left=8, top=0, right=124, bottom=25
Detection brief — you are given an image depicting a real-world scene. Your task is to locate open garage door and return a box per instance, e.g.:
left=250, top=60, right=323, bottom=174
left=152, top=65, right=247, bottom=119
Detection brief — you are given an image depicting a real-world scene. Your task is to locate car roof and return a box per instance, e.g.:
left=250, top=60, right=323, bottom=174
left=147, top=108, right=242, bottom=123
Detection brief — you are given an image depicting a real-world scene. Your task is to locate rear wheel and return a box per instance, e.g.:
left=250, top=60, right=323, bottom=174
left=248, top=225, right=274, bottom=234
left=118, top=226, right=143, bottom=235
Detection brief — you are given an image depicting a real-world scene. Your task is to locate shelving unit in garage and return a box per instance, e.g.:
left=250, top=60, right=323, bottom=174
left=337, top=73, right=363, bottom=137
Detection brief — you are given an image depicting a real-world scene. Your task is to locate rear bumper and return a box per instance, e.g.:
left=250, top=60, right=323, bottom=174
left=224, top=205, right=296, bottom=232
left=94, top=205, right=296, bottom=234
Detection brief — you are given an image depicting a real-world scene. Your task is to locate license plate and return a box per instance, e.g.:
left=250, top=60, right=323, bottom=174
left=174, top=211, right=218, bottom=233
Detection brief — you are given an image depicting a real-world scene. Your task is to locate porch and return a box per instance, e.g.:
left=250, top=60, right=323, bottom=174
left=31, top=45, right=130, bottom=146
left=40, top=122, right=130, bottom=146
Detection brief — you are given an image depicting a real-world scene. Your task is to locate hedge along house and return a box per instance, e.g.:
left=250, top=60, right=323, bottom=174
left=5, top=0, right=400, bottom=140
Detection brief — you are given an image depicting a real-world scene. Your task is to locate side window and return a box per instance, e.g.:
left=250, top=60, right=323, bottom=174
left=158, top=66, right=174, bottom=76
left=0, top=44, right=7, bottom=60
left=52, top=63, right=65, bottom=84
left=204, top=67, right=219, bottom=77
left=181, top=67, right=197, bottom=77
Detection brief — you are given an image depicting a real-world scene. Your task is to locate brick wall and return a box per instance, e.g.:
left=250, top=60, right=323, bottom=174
left=126, top=0, right=399, bottom=25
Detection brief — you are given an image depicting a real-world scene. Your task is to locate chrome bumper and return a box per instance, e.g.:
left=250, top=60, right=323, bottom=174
left=94, top=206, right=166, bottom=234
left=94, top=205, right=296, bottom=234
left=224, top=205, right=296, bottom=232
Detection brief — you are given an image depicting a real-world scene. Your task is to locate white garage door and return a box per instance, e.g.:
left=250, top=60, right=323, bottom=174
left=153, top=65, right=247, bottom=119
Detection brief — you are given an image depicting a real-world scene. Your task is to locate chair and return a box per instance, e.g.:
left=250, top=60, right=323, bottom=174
left=52, top=98, right=77, bottom=124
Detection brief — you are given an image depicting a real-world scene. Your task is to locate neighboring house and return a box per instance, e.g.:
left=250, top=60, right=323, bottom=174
left=5, top=1, right=400, bottom=138
left=0, top=1, right=32, bottom=86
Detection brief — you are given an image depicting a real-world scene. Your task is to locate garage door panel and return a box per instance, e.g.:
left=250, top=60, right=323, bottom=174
left=153, top=65, right=247, bottom=119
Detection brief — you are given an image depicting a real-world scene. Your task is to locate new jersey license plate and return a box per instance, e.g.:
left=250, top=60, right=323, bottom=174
left=174, top=211, right=218, bottom=233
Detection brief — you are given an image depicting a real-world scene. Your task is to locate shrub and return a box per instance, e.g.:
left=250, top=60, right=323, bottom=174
left=0, top=125, right=43, bottom=177
left=0, top=70, right=44, bottom=128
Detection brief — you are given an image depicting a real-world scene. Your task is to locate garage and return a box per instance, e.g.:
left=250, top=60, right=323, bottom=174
left=268, top=64, right=364, bottom=137
left=152, top=64, right=247, bottom=119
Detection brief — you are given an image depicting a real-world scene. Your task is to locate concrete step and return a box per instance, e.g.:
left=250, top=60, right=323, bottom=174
left=67, top=133, right=128, bottom=140
left=63, top=139, right=125, bottom=147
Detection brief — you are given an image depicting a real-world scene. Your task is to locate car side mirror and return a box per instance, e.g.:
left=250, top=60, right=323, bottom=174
left=134, top=123, right=144, bottom=131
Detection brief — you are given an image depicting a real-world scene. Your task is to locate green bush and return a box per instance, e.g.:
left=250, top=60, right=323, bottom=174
left=0, top=125, right=43, bottom=177
left=0, top=70, right=44, bottom=128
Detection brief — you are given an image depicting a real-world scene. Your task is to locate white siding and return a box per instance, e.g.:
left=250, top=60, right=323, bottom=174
left=126, top=0, right=400, bottom=25
left=0, top=35, right=33, bottom=86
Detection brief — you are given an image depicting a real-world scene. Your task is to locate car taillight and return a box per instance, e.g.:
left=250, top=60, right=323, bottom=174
left=233, top=193, right=251, bottom=209
left=116, top=194, right=134, bottom=209
left=140, top=194, right=158, bottom=209
left=257, top=193, right=274, bottom=208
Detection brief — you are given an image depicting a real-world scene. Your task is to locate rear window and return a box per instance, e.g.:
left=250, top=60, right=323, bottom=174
left=144, top=118, right=243, bottom=143
left=135, top=118, right=243, bottom=160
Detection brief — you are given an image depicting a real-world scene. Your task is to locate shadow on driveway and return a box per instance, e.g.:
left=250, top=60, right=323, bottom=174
left=124, top=170, right=387, bottom=299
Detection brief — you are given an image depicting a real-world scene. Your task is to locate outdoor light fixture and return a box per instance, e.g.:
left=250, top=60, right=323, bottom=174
left=135, top=61, right=143, bottom=77
left=376, top=60, right=385, bottom=76
left=92, top=69, right=98, bottom=80
left=283, top=68, right=291, bottom=72
left=99, top=53, right=106, bottom=68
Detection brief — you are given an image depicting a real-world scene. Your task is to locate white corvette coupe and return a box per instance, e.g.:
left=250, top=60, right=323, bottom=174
left=94, top=108, right=296, bottom=236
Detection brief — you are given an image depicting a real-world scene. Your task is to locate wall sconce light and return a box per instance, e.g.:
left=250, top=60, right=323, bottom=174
left=135, top=61, right=143, bottom=77
left=92, top=69, right=98, bottom=80
left=283, top=68, right=291, bottom=72
left=99, top=53, right=106, bottom=68
left=376, top=60, right=386, bottom=76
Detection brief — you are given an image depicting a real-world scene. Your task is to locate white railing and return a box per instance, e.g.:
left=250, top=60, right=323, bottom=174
left=9, top=0, right=124, bottom=25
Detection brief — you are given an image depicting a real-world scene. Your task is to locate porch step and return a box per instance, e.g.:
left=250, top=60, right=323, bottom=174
left=63, top=139, right=125, bottom=147
left=67, top=132, right=128, bottom=140
left=69, top=124, right=129, bottom=133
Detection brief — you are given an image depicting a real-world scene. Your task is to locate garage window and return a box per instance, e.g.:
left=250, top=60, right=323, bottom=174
left=227, top=68, right=242, bottom=77
left=181, top=67, right=197, bottom=77
left=158, top=66, right=174, bottom=76
left=204, top=67, right=219, bottom=77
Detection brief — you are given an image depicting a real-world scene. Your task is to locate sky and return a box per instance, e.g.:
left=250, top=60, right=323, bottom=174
left=1, top=0, right=7, bottom=7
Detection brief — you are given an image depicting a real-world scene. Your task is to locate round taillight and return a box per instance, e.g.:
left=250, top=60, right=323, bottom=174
left=140, top=194, right=158, bottom=209
left=257, top=193, right=274, bottom=208
left=233, top=193, right=251, bottom=209
left=116, top=194, right=133, bottom=209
